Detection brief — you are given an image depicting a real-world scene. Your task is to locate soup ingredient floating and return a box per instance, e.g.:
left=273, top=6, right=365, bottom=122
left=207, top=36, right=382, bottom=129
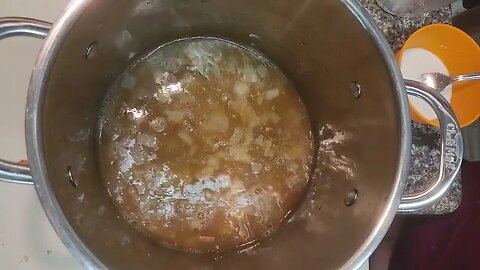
left=98, top=38, right=313, bottom=253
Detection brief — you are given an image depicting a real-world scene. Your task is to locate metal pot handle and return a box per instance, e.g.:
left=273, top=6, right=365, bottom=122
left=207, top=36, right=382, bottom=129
left=398, top=80, right=463, bottom=212
left=0, top=17, right=52, bottom=184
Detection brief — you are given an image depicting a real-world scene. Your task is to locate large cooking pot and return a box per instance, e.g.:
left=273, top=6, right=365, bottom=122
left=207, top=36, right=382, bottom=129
left=0, top=0, right=463, bottom=269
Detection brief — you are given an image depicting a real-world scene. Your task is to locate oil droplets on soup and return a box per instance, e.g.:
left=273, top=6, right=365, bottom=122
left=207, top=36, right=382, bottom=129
left=98, top=38, right=313, bottom=253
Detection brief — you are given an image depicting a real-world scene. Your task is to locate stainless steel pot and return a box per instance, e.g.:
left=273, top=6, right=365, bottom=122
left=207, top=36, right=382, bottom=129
left=0, top=0, right=463, bottom=269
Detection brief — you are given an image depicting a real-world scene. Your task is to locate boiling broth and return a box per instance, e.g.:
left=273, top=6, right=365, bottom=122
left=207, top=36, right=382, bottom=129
left=98, top=38, right=313, bottom=253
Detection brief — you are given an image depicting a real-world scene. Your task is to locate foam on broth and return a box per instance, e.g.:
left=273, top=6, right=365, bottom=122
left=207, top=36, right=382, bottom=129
left=98, top=38, right=313, bottom=253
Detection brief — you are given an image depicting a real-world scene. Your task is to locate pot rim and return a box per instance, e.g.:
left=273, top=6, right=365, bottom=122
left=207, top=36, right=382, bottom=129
left=338, top=1, right=411, bottom=269
left=25, top=0, right=411, bottom=269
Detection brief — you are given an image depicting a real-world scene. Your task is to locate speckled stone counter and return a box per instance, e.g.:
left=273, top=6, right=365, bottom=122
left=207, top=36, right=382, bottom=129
left=358, top=0, right=461, bottom=214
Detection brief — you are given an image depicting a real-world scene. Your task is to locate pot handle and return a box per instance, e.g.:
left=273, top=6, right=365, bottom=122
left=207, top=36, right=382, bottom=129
left=398, top=80, right=463, bottom=212
left=0, top=17, right=52, bottom=184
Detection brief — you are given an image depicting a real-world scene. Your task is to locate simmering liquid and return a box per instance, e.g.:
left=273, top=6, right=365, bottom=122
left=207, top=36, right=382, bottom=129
left=98, top=38, right=313, bottom=253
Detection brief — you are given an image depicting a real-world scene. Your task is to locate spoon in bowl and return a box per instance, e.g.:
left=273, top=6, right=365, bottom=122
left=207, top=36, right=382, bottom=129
left=420, top=72, right=480, bottom=92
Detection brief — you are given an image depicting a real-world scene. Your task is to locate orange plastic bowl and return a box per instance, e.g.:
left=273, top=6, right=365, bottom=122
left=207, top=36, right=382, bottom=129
left=397, top=24, right=480, bottom=127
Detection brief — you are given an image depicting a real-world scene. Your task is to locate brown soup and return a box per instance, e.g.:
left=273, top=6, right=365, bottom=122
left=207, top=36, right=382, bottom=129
left=98, top=38, right=313, bottom=253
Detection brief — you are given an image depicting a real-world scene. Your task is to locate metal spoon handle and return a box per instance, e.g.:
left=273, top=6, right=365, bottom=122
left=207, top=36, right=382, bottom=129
left=452, top=72, right=480, bottom=83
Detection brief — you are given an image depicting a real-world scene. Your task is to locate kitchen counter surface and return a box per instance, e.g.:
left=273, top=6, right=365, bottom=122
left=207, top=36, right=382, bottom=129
left=359, top=0, right=461, bottom=214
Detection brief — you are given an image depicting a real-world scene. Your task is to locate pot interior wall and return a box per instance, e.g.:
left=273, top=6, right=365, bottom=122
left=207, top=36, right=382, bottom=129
left=41, top=0, right=401, bottom=269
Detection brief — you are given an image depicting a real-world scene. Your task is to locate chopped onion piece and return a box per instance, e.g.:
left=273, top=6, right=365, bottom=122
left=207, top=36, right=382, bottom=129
left=155, top=92, right=171, bottom=104
left=256, top=65, right=269, bottom=79
left=178, top=131, right=194, bottom=145
left=263, top=139, right=274, bottom=157
left=242, top=66, right=260, bottom=83
left=154, top=71, right=170, bottom=85
left=198, top=236, right=216, bottom=242
left=251, top=162, right=263, bottom=174
left=180, top=72, right=195, bottom=85
left=243, top=127, right=255, bottom=146
left=164, top=109, right=187, bottom=123
left=229, top=145, right=251, bottom=162
left=229, top=127, right=243, bottom=144
left=226, top=61, right=237, bottom=74
left=254, top=135, right=265, bottom=146
left=205, top=111, right=229, bottom=133
left=233, top=81, right=250, bottom=96
left=188, top=145, right=198, bottom=156
left=265, top=88, right=280, bottom=101
left=269, top=112, right=281, bottom=124
left=227, top=98, right=247, bottom=114
left=286, top=161, right=300, bottom=172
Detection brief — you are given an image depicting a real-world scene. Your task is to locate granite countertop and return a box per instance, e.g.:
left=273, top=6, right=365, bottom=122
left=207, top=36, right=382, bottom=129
left=358, top=0, right=462, bottom=214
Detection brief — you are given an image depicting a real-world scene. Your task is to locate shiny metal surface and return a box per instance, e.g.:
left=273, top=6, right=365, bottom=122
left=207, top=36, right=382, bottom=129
left=399, top=80, right=463, bottom=212
left=0, top=17, right=51, bottom=39
left=0, top=17, right=51, bottom=184
left=0, top=0, right=460, bottom=269
left=0, top=159, right=32, bottom=184
left=421, top=71, right=480, bottom=92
